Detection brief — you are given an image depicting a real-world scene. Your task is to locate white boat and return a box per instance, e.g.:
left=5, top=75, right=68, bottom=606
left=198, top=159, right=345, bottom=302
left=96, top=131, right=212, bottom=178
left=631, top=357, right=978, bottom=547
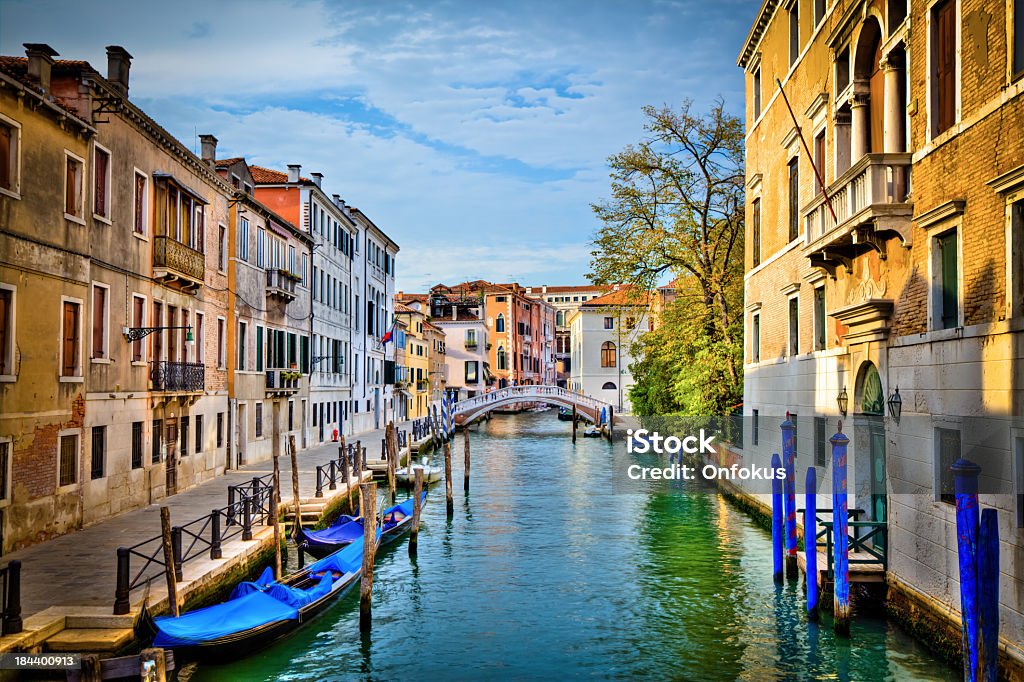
left=397, top=458, right=443, bottom=486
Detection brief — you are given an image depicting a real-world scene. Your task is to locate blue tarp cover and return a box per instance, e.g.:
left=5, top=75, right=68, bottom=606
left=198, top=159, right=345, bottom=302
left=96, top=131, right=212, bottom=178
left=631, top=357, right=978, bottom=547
left=264, top=573, right=333, bottom=609
left=228, top=566, right=276, bottom=600
left=302, top=517, right=364, bottom=546
left=307, top=530, right=379, bottom=575
left=152, top=590, right=299, bottom=647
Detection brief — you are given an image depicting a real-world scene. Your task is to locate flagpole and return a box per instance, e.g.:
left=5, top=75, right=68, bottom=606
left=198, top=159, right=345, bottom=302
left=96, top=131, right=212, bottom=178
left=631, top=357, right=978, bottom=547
left=776, top=78, right=838, bottom=225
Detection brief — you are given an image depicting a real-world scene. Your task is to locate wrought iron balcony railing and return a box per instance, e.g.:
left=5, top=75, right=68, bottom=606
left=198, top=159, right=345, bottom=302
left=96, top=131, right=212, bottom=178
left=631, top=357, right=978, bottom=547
left=151, top=361, right=205, bottom=392
left=153, top=236, right=205, bottom=289
left=265, top=369, right=300, bottom=394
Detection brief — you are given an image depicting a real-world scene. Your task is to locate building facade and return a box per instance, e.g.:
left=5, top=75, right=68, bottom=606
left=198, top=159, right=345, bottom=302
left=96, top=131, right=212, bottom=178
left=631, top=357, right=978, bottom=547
left=738, top=0, right=1024, bottom=670
left=524, top=284, right=611, bottom=386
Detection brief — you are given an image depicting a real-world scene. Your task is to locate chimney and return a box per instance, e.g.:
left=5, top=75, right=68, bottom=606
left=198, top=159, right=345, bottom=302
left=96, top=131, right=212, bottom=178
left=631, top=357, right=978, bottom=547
left=105, top=46, right=132, bottom=97
left=287, top=164, right=301, bottom=183
left=199, top=134, right=218, bottom=165
left=23, top=43, right=58, bottom=94
left=332, top=193, right=341, bottom=207
left=311, top=172, right=323, bottom=188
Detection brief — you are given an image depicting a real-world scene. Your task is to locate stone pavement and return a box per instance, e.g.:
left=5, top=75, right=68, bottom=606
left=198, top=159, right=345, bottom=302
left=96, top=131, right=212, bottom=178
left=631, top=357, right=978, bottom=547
left=2, top=421, right=410, bottom=622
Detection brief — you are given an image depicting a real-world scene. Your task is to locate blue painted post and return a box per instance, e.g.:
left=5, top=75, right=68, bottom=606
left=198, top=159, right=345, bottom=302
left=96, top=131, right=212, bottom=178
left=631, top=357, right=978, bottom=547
left=782, top=415, right=798, bottom=579
left=771, top=452, right=784, bottom=584
left=830, top=423, right=850, bottom=635
left=978, top=508, right=999, bottom=682
left=805, top=466, right=819, bottom=621
left=953, top=458, right=982, bottom=682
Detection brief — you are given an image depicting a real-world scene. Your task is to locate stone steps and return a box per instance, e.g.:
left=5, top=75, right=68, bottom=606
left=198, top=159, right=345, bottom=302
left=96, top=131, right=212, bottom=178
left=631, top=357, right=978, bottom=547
left=45, top=627, right=135, bottom=654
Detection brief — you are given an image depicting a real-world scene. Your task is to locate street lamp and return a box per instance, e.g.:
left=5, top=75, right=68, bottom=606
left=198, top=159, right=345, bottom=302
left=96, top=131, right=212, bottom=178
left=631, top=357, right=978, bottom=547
left=123, top=326, right=193, bottom=342
left=837, top=386, right=849, bottom=417
left=887, top=386, right=902, bottom=421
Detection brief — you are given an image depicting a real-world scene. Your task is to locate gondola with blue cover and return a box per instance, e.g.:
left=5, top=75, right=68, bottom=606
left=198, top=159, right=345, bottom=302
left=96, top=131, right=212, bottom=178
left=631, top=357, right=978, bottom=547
left=143, top=529, right=378, bottom=662
left=295, top=492, right=426, bottom=559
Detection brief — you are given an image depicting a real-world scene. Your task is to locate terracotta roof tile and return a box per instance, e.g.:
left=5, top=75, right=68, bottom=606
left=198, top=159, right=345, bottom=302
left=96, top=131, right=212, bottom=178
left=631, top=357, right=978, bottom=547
left=581, top=285, right=650, bottom=307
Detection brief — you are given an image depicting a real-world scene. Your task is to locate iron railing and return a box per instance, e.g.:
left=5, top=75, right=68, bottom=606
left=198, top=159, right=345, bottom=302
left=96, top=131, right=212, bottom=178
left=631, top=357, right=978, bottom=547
left=266, top=269, right=298, bottom=299
left=804, top=507, right=887, bottom=579
left=0, top=561, right=22, bottom=635
left=152, top=361, right=205, bottom=392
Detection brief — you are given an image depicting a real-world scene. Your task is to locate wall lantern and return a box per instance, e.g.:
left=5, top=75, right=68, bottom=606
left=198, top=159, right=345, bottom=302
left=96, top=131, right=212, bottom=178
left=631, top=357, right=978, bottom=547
left=123, top=325, right=193, bottom=342
left=887, top=386, right=902, bottom=421
left=837, top=386, right=849, bottom=417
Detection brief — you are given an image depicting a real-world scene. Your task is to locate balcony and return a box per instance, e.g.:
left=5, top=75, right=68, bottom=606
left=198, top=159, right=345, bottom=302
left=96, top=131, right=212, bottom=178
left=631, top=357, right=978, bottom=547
left=153, top=236, right=204, bottom=292
left=266, top=269, right=298, bottom=304
left=265, top=369, right=301, bottom=395
left=416, top=380, right=429, bottom=392
left=464, top=340, right=478, bottom=350
left=802, top=153, right=913, bottom=276
left=151, top=361, right=204, bottom=393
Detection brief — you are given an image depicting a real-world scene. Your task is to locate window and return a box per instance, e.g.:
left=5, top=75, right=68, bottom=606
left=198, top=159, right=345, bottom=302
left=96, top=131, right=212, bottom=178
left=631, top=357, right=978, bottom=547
left=180, top=416, right=189, bottom=457
left=813, top=130, right=826, bottom=194
left=1015, top=0, right=1024, bottom=80
left=0, top=286, right=13, bottom=375
left=752, top=409, right=759, bottom=446
left=216, top=412, right=224, bottom=448
left=751, top=198, right=761, bottom=267
left=465, top=361, right=479, bottom=383
left=91, top=284, right=108, bottom=360
left=61, top=299, right=81, bottom=377
left=131, top=421, right=143, bottom=469
left=601, top=341, right=616, bottom=368
left=256, top=228, right=266, bottom=268
left=0, top=116, right=20, bottom=195
left=65, top=152, right=84, bottom=221
left=238, top=321, right=247, bottom=371
left=93, top=144, right=111, bottom=219
left=789, top=1, right=800, bottom=66
left=255, top=403, right=263, bottom=438
left=91, top=425, right=105, bottom=479
left=131, top=295, right=145, bottom=362
left=815, top=416, right=828, bottom=466
left=59, top=432, right=78, bottom=487
left=238, top=218, right=250, bottom=261
left=937, top=427, right=961, bottom=504
left=836, top=47, right=851, bottom=92
left=152, top=419, right=162, bottom=463
left=495, top=314, right=505, bottom=333
left=814, top=0, right=825, bottom=24
left=936, top=230, right=959, bottom=329
left=195, top=312, right=204, bottom=364
left=753, top=67, right=762, bottom=119
left=752, top=313, right=760, bottom=363
left=301, top=254, right=308, bottom=287
left=218, top=225, right=227, bottom=271
left=256, top=326, right=263, bottom=372
left=496, top=346, right=507, bottom=370
left=603, top=317, right=613, bottom=330
left=788, top=157, right=800, bottom=242
left=217, top=318, right=226, bottom=368
left=288, top=401, right=294, bottom=431
left=813, top=286, right=826, bottom=350
left=931, top=0, right=957, bottom=136
left=789, top=297, right=800, bottom=356
left=0, top=441, right=9, bottom=501
left=602, top=381, right=617, bottom=390
left=151, top=301, right=163, bottom=361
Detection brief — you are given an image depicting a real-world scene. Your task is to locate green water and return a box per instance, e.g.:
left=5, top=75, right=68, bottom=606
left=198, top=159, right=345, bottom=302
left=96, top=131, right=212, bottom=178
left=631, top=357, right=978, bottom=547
left=193, top=412, right=956, bottom=681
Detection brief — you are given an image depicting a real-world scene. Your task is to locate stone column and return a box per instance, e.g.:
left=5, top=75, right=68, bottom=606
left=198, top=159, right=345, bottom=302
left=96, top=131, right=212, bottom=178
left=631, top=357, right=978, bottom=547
left=850, top=90, right=870, bottom=162
left=881, top=57, right=905, bottom=152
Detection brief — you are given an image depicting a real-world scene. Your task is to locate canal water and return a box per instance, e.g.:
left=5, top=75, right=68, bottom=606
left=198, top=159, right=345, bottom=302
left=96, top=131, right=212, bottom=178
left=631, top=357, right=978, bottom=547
left=193, top=411, right=956, bottom=681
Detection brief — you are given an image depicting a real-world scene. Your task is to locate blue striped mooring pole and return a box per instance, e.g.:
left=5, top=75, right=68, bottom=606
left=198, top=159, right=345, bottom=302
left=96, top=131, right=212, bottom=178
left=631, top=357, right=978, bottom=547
left=978, top=507, right=999, bottom=682
left=782, top=414, right=798, bottom=579
left=830, top=423, right=850, bottom=635
left=953, top=458, right=982, bottom=682
left=805, top=466, right=818, bottom=620
left=771, top=452, right=784, bottom=585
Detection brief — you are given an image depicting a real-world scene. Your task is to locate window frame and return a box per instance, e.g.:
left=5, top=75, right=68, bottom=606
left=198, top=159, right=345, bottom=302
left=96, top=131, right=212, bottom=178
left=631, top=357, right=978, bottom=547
left=935, top=424, right=962, bottom=504
left=57, top=429, right=80, bottom=490
left=789, top=0, right=801, bottom=67
left=928, top=0, right=961, bottom=140
left=752, top=312, right=761, bottom=363
left=59, top=296, right=84, bottom=381
left=92, top=142, right=112, bottom=223
left=788, top=294, right=800, bottom=356
left=131, top=421, right=144, bottom=470
left=91, top=281, right=111, bottom=362
left=0, top=282, right=16, bottom=381
left=751, top=197, right=762, bottom=267
left=930, top=227, right=962, bottom=330
left=600, top=341, right=617, bottom=368
left=788, top=156, right=800, bottom=243
left=133, top=169, right=150, bottom=238
left=0, top=113, right=22, bottom=199
left=1012, top=0, right=1024, bottom=82
left=813, top=285, right=826, bottom=351
left=217, top=316, right=227, bottom=369
left=90, top=425, right=106, bottom=480
left=64, top=150, right=86, bottom=224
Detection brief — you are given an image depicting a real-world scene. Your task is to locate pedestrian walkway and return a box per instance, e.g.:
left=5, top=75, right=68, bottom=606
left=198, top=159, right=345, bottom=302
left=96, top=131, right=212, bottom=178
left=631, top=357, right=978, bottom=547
left=1, top=422, right=409, bottom=625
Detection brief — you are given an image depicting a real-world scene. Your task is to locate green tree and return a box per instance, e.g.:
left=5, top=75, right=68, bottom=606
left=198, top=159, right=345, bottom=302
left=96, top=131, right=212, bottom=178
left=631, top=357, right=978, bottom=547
left=590, top=100, right=744, bottom=416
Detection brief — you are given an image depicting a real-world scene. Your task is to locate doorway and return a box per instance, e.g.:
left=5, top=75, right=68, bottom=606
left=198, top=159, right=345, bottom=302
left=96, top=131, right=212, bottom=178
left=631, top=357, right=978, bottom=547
left=165, top=417, right=178, bottom=496
left=236, top=403, right=247, bottom=467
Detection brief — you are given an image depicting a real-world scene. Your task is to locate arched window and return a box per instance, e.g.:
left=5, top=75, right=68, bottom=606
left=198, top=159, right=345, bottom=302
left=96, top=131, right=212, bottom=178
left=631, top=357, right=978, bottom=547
left=556, top=310, right=565, bottom=327
left=602, top=381, right=617, bottom=390
left=859, top=362, right=884, bottom=415
left=601, top=341, right=616, bottom=368
left=495, top=313, right=505, bottom=333
left=496, top=346, right=507, bottom=370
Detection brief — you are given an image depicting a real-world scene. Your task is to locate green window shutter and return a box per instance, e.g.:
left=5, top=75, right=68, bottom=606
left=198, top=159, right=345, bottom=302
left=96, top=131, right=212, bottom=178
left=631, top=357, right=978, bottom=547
left=939, top=231, right=958, bottom=329
left=256, top=326, right=263, bottom=372
left=300, top=335, right=309, bottom=373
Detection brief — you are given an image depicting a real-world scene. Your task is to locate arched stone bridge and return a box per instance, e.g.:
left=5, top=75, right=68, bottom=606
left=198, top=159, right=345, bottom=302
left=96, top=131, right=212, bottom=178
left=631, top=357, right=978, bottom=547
left=453, top=385, right=611, bottom=426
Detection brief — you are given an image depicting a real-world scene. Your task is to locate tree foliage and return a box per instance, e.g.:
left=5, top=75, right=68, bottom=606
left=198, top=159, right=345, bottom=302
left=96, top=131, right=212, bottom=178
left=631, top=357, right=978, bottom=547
left=590, top=100, right=745, bottom=416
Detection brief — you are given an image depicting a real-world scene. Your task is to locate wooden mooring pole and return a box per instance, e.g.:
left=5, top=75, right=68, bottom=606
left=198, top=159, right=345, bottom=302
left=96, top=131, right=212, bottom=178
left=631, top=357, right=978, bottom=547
left=386, top=422, right=397, bottom=504
left=830, top=423, right=851, bottom=636
left=782, top=415, right=798, bottom=580
left=343, top=443, right=353, bottom=513
left=463, top=427, right=471, bottom=492
left=159, top=507, right=179, bottom=617
left=805, top=466, right=819, bottom=621
left=572, top=404, right=578, bottom=443
left=271, top=452, right=282, bottom=580
left=409, top=466, right=424, bottom=558
left=289, top=435, right=301, bottom=537
left=770, top=453, right=784, bottom=585
left=359, top=482, right=377, bottom=631
left=444, top=438, right=453, bottom=517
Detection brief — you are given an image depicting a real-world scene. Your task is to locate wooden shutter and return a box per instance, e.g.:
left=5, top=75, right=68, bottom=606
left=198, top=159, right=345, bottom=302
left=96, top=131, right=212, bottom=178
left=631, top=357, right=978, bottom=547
left=132, top=297, right=144, bottom=362
left=92, top=287, right=105, bottom=358
left=152, top=302, right=163, bottom=362
left=94, top=150, right=107, bottom=217
left=0, top=289, right=9, bottom=374
left=256, top=326, right=263, bottom=372
left=65, top=158, right=77, bottom=216
left=939, top=231, right=959, bottom=328
left=134, top=174, right=145, bottom=233
left=752, top=198, right=761, bottom=266
left=933, top=0, right=956, bottom=134
left=62, top=302, right=78, bottom=375
left=0, top=124, right=11, bottom=190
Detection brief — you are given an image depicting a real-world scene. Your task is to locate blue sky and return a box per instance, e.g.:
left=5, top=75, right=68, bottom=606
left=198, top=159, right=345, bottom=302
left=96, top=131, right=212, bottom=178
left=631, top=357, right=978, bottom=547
left=2, top=0, right=752, bottom=292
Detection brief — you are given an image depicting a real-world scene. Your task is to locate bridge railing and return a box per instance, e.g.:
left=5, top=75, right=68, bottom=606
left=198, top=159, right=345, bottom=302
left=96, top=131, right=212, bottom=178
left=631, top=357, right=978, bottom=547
left=454, top=385, right=608, bottom=416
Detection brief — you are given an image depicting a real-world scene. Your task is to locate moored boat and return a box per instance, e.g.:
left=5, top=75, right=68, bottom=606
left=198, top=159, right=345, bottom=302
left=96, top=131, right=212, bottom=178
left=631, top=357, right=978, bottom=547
left=295, top=492, right=426, bottom=559
left=396, top=458, right=442, bottom=486
left=557, top=407, right=574, bottom=421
